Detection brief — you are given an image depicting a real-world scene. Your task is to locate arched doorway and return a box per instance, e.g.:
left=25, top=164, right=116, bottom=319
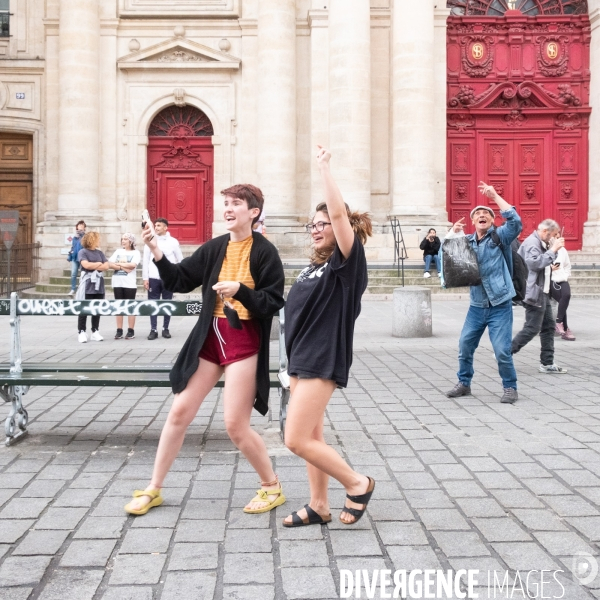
left=446, top=0, right=590, bottom=249
left=147, top=105, right=214, bottom=244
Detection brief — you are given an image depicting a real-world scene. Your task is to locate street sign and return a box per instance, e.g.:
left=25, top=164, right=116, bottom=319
left=0, top=210, right=19, bottom=251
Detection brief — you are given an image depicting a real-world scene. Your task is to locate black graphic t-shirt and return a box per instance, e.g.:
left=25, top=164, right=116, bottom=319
left=78, top=248, right=107, bottom=295
left=285, top=235, right=368, bottom=388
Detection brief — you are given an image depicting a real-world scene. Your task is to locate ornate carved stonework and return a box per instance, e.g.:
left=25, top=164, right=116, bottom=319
left=149, top=106, right=214, bottom=138
left=541, top=83, right=581, bottom=105
left=448, top=114, right=475, bottom=132
left=155, top=50, right=207, bottom=63
left=561, top=181, right=575, bottom=200
left=460, top=36, right=495, bottom=78
left=536, top=36, right=570, bottom=77
left=173, top=88, right=186, bottom=107
left=503, top=110, right=527, bottom=127
left=447, top=0, right=588, bottom=16
left=555, top=112, right=582, bottom=130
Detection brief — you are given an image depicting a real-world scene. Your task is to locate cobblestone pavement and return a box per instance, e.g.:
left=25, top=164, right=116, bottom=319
left=1, top=299, right=600, bottom=599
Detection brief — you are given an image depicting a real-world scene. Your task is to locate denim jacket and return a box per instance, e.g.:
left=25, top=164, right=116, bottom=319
left=442, top=207, right=522, bottom=308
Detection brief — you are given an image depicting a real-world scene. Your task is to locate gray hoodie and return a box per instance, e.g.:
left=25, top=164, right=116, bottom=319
left=517, top=230, right=557, bottom=308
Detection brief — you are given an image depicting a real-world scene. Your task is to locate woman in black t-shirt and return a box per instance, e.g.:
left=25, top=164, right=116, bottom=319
left=283, top=146, right=375, bottom=527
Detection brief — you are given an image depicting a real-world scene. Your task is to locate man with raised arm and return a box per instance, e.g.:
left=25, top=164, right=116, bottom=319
left=444, top=182, right=523, bottom=404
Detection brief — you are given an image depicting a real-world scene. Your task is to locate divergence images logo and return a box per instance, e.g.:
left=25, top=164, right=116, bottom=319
left=572, top=552, right=598, bottom=586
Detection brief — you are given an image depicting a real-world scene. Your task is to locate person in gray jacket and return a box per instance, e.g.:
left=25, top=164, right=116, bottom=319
left=511, top=219, right=568, bottom=374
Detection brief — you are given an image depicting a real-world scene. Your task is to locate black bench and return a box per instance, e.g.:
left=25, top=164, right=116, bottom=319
left=0, top=293, right=289, bottom=446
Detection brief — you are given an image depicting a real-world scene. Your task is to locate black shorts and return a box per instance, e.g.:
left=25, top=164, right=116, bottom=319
left=113, top=287, right=137, bottom=300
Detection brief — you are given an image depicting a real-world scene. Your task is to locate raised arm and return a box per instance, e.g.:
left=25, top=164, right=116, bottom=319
left=316, top=146, right=355, bottom=260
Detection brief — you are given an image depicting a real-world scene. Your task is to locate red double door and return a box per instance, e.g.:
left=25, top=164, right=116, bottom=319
left=449, top=131, right=586, bottom=249
left=147, top=137, right=214, bottom=244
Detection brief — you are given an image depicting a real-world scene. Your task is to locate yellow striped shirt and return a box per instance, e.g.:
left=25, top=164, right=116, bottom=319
left=213, top=236, right=255, bottom=320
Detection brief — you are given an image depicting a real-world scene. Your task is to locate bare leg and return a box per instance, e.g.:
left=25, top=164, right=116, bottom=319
left=222, top=355, right=280, bottom=511
left=128, top=316, right=136, bottom=329
left=284, top=410, right=330, bottom=523
left=127, top=359, right=223, bottom=511
left=116, top=316, right=123, bottom=329
left=284, top=377, right=370, bottom=524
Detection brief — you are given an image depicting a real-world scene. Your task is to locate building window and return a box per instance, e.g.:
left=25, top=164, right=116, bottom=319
left=448, top=0, right=588, bottom=16
left=0, top=0, right=9, bottom=38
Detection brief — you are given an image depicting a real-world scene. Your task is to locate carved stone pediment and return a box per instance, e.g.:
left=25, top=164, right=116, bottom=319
left=118, top=38, right=240, bottom=70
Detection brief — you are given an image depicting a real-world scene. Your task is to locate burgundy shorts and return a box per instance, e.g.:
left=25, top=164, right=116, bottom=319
left=199, top=317, right=260, bottom=366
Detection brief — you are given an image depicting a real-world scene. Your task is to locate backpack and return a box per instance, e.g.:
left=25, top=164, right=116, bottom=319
left=490, top=229, right=528, bottom=303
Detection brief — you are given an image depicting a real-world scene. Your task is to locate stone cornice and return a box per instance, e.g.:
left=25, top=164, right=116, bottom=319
left=0, top=60, right=45, bottom=72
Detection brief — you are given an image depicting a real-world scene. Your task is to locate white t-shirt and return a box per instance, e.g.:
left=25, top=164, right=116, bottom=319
left=109, top=249, right=141, bottom=289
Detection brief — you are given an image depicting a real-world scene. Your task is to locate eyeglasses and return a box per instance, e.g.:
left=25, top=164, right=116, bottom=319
left=305, top=221, right=331, bottom=233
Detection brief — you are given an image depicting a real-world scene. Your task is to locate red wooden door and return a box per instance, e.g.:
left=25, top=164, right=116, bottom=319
left=479, top=133, right=552, bottom=239
left=147, top=137, right=214, bottom=244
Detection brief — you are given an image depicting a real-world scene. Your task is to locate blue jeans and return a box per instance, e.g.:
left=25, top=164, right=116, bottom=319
left=458, top=300, right=517, bottom=390
left=424, top=254, right=440, bottom=273
left=70, top=260, right=80, bottom=291
left=148, top=278, right=173, bottom=330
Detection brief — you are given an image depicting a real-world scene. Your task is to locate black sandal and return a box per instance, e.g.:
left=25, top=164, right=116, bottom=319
left=340, top=476, right=376, bottom=525
left=283, top=504, right=332, bottom=528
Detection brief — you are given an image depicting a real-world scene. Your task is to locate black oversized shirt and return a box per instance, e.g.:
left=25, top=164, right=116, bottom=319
left=285, top=236, right=368, bottom=387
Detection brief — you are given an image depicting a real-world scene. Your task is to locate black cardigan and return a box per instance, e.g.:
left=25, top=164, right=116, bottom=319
left=154, top=232, right=285, bottom=416
left=419, top=236, right=441, bottom=257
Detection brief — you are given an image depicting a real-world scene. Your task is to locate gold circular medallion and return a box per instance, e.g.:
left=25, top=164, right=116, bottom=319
left=472, top=43, right=484, bottom=60
left=547, top=42, right=559, bottom=60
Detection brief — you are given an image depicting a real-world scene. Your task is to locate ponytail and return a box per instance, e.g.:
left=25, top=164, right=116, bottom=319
left=310, top=202, right=372, bottom=264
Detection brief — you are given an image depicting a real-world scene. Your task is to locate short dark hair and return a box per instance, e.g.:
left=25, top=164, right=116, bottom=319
left=220, top=184, right=264, bottom=226
left=76, top=220, right=86, bottom=229
left=155, top=217, right=168, bottom=227
left=428, top=228, right=436, bottom=234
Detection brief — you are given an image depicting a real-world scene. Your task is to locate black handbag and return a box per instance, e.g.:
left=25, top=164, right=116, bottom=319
left=220, top=294, right=243, bottom=330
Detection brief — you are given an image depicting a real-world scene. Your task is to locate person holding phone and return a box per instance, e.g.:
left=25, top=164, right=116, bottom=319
left=419, top=228, right=441, bottom=278
left=282, top=146, right=375, bottom=528
left=511, top=219, right=569, bottom=372
left=550, top=234, right=575, bottom=341
left=125, top=185, right=286, bottom=517
left=141, top=217, right=183, bottom=340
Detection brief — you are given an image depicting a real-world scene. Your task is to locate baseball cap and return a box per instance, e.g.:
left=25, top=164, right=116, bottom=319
left=470, top=205, right=496, bottom=219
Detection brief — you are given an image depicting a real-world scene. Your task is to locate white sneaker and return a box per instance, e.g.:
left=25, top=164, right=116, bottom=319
left=90, top=331, right=104, bottom=342
left=423, top=272, right=431, bottom=278
left=539, top=363, right=568, bottom=374
left=78, top=331, right=88, bottom=343
left=68, top=289, right=75, bottom=296
left=438, top=273, right=442, bottom=278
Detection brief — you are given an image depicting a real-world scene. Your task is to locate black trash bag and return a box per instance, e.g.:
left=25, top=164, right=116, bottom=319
left=442, top=237, right=482, bottom=288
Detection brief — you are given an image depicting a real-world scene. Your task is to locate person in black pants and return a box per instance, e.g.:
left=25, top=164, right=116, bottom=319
left=76, top=232, right=118, bottom=343
left=419, top=228, right=441, bottom=278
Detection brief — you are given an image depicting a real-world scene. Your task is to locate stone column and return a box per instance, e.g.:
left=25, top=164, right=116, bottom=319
left=392, top=0, right=437, bottom=218
left=57, top=0, right=100, bottom=215
left=584, top=6, right=600, bottom=250
left=256, top=0, right=297, bottom=221
left=329, top=0, right=371, bottom=212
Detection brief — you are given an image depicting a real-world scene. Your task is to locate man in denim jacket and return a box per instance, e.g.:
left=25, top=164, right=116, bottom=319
left=444, top=182, right=523, bottom=404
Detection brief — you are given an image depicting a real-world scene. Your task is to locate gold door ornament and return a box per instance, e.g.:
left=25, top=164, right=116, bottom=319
left=472, top=43, right=484, bottom=60
left=547, top=42, right=559, bottom=60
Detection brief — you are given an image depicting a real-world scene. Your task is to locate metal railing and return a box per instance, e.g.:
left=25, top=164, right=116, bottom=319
left=0, top=11, right=9, bottom=38
left=388, top=216, right=409, bottom=285
left=0, top=243, right=41, bottom=298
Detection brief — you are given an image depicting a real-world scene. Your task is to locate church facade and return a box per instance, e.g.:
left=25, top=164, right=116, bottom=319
left=0, top=0, right=599, bottom=273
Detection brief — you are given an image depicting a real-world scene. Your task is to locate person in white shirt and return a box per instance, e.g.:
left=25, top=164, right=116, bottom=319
left=550, top=243, right=575, bottom=341
left=109, top=233, right=141, bottom=340
left=253, top=210, right=266, bottom=234
left=142, top=218, right=183, bottom=340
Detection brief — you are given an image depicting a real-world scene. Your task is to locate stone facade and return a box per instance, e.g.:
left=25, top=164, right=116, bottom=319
left=0, top=0, right=599, bottom=278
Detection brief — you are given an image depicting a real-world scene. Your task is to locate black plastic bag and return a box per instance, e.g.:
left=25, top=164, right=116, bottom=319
left=442, top=237, right=482, bottom=288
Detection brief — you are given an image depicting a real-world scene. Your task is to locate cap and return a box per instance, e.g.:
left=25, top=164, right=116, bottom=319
left=470, top=205, right=496, bottom=220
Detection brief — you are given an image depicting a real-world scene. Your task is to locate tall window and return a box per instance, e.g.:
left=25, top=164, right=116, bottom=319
left=0, top=0, right=9, bottom=38
left=448, top=0, right=588, bottom=15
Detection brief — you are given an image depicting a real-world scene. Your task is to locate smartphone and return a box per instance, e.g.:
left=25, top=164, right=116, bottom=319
left=141, top=209, right=151, bottom=228
left=554, top=262, right=561, bottom=267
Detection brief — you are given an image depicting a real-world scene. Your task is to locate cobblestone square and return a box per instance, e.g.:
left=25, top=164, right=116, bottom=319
left=1, top=298, right=600, bottom=599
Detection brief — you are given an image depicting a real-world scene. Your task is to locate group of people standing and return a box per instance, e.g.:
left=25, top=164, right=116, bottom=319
left=68, top=219, right=182, bottom=342
left=443, top=182, right=574, bottom=406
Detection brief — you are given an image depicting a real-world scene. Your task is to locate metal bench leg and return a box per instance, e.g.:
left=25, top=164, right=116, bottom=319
left=1, top=384, right=29, bottom=446
left=279, top=387, right=289, bottom=442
